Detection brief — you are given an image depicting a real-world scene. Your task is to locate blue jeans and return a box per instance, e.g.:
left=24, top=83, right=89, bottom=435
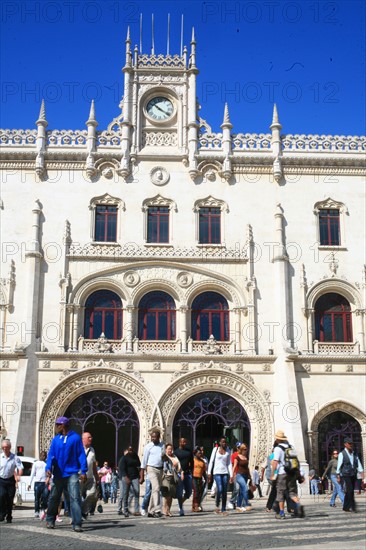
left=176, top=473, right=193, bottom=510
left=310, top=479, right=319, bottom=495
left=101, top=482, right=111, bottom=502
left=46, top=474, right=82, bottom=528
left=141, top=476, right=151, bottom=511
left=330, top=474, right=344, bottom=505
left=34, top=482, right=49, bottom=513
left=236, top=474, right=249, bottom=508
left=214, top=474, right=229, bottom=512
left=119, top=477, right=140, bottom=513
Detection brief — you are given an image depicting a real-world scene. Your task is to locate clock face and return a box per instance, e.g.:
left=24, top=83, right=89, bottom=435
left=146, top=97, right=174, bottom=121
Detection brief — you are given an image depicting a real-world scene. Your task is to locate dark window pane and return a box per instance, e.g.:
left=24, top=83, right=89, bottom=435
left=158, top=312, right=168, bottom=339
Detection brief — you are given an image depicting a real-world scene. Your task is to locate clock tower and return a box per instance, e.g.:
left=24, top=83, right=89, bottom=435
left=119, top=26, right=199, bottom=179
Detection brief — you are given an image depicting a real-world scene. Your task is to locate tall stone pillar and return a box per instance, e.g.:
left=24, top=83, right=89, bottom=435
left=8, top=201, right=43, bottom=456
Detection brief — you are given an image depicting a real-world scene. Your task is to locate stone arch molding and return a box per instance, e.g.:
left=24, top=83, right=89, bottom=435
left=39, top=368, right=156, bottom=456
left=307, top=279, right=362, bottom=310
left=309, top=400, right=366, bottom=470
left=158, top=369, right=272, bottom=467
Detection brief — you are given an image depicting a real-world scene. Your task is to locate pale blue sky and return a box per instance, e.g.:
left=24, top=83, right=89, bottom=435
left=1, top=0, right=365, bottom=135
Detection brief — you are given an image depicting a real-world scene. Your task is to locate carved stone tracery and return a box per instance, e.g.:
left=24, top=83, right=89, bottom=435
left=39, top=368, right=155, bottom=456
left=159, top=369, right=272, bottom=467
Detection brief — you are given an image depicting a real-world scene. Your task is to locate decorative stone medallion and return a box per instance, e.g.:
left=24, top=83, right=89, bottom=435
left=124, top=271, right=140, bottom=287
left=177, top=271, right=193, bottom=288
left=150, top=166, right=170, bottom=186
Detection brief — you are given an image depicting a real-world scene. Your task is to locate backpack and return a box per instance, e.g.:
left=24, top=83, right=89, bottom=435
left=278, top=444, right=300, bottom=473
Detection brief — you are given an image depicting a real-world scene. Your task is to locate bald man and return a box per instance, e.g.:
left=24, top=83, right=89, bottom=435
left=80, top=432, right=99, bottom=519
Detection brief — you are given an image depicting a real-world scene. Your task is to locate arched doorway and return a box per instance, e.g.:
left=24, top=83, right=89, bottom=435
left=64, top=390, right=139, bottom=467
left=318, top=411, right=362, bottom=472
left=172, top=391, right=250, bottom=455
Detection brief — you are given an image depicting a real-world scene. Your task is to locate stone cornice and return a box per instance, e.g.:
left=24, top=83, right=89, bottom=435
left=35, top=351, right=276, bottom=362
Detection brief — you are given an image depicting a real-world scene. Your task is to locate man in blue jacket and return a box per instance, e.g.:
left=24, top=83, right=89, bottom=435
left=45, top=417, right=87, bottom=532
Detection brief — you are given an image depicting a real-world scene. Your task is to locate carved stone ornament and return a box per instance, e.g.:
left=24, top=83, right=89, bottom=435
left=70, top=361, right=78, bottom=369
left=2, top=360, right=9, bottom=369
left=39, top=368, right=156, bottom=453
left=124, top=271, right=140, bottom=287
left=43, top=360, right=50, bottom=368
left=126, top=362, right=134, bottom=371
left=150, top=166, right=170, bottom=186
left=42, top=388, right=50, bottom=402
left=262, top=364, right=271, bottom=372
left=263, top=390, right=271, bottom=401
left=181, top=363, right=189, bottom=371
left=325, top=364, right=332, bottom=372
left=236, top=364, right=244, bottom=373
left=177, top=271, right=193, bottom=288
left=159, top=370, right=272, bottom=466
left=304, top=364, right=311, bottom=372
left=153, top=362, right=161, bottom=371
left=94, top=333, right=112, bottom=353
left=346, top=364, right=353, bottom=372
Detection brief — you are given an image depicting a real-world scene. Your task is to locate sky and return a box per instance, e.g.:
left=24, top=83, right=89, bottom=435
left=1, top=0, right=365, bottom=135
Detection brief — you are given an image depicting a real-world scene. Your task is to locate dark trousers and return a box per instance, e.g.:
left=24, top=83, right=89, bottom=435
left=34, top=482, right=49, bottom=513
left=0, top=477, right=16, bottom=520
left=343, top=475, right=357, bottom=511
left=192, top=477, right=204, bottom=510
left=256, top=483, right=263, bottom=497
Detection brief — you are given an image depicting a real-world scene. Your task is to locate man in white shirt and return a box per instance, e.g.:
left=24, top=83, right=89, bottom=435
left=80, top=432, right=99, bottom=519
left=336, top=437, right=364, bottom=513
left=28, top=451, right=49, bottom=518
left=0, top=439, right=23, bottom=523
left=140, top=430, right=166, bottom=518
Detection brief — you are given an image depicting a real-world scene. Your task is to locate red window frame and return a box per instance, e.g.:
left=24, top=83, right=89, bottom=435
left=138, top=291, right=176, bottom=340
left=315, top=293, right=352, bottom=342
left=191, top=292, right=229, bottom=341
left=84, top=290, right=122, bottom=340
left=319, top=209, right=340, bottom=246
left=95, top=205, right=117, bottom=242
left=199, top=207, right=221, bottom=244
left=147, top=206, right=169, bottom=243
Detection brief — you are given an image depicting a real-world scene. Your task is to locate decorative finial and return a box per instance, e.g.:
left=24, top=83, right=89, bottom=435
left=86, top=100, right=98, bottom=127
left=191, top=27, right=196, bottom=43
left=221, top=103, right=233, bottom=130
left=223, top=103, right=230, bottom=124
left=36, top=99, right=48, bottom=126
left=270, top=103, right=282, bottom=129
left=126, top=26, right=131, bottom=42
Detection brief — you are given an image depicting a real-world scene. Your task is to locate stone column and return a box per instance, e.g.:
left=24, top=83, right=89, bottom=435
left=179, top=306, right=189, bottom=353
left=66, top=304, right=74, bottom=352
left=72, top=306, right=80, bottom=352
left=125, top=306, right=134, bottom=353
left=355, top=310, right=365, bottom=353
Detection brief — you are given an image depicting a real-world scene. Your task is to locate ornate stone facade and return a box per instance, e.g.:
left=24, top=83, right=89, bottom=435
left=0, top=27, right=365, bottom=481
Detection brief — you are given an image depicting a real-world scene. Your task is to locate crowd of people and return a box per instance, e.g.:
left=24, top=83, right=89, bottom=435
left=0, top=422, right=364, bottom=529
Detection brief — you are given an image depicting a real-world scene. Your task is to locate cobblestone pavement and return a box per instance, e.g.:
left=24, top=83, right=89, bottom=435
left=1, top=494, right=365, bottom=550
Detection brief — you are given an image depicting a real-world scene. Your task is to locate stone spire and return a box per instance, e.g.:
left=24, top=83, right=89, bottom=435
left=85, top=100, right=98, bottom=178
left=35, top=100, right=48, bottom=178
left=125, top=26, right=132, bottom=67
left=270, top=104, right=283, bottom=183
left=36, top=99, right=47, bottom=126
left=189, top=27, right=196, bottom=68
left=221, top=103, right=233, bottom=181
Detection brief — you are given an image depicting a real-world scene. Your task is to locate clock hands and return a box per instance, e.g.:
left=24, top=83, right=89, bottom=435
left=154, top=104, right=170, bottom=117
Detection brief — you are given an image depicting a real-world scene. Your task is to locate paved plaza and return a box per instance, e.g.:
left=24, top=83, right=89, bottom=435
left=1, top=494, right=365, bottom=550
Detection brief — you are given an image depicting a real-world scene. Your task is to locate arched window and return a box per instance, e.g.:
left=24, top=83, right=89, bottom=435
left=138, top=291, right=176, bottom=340
left=191, top=292, right=229, bottom=341
left=84, top=290, right=122, bottom=340
left=315, top=293, right=352, bottom=342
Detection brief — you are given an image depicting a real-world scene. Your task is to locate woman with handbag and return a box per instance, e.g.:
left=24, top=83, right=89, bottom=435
left=233, top=444, right=252, bottom=512
left=162, top=444, right=181, bottom=517
left=207, top=438, right=233, bottom=515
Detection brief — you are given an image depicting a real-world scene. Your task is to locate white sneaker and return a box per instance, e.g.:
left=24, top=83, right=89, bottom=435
left=227, top=503, right=234, bottom=510
left=34, top=512, right=40, bottom=518
left=140, top=508, right=146, bottom=516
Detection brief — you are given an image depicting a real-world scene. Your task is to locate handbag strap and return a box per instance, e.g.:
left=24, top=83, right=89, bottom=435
left=210, top=448, right=218, bottom=475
